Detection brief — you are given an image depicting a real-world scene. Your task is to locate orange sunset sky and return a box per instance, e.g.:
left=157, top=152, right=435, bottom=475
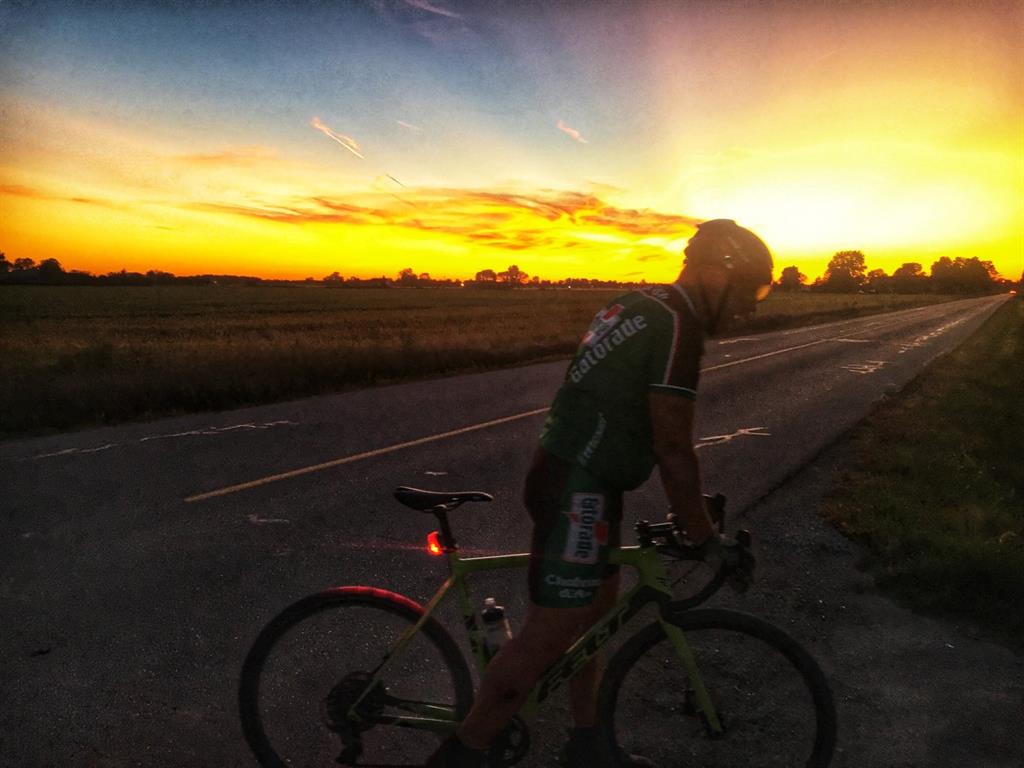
left=1, top=1, right=1022, bottom=283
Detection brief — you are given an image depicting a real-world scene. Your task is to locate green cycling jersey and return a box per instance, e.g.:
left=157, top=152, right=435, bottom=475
left=539, top=283, right=704, bottom=490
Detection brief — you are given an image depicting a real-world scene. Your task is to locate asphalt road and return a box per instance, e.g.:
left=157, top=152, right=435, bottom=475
left=0, top=293, right=1008, bottom=767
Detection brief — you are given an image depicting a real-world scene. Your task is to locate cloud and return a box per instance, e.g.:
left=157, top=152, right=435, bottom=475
left=310, top=117, right=365, bottom=159
left=1, top=183, right=122, bottom=209
left=582, top=208, right=702, bottom=236
left=188, top=186, right=702, bottom=256
left=176, top=146, right=278, bottom=166
left=1, top=184, right=47, bottom=199
left=188, top=200, right=385, bottom=226
left=635, top=250, right=672, bottom=262
left=556, top=120, right=589, bottom=144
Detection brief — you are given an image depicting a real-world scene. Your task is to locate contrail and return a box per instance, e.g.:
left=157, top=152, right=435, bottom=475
left=557, top=119, right=588, bottom=144
left=310, top=117, right=365, bottom=159
left=396, top=120, right=422, bottom=131
left=404, top=0, right=461, bottom=19
left=373, top=175, right=418, bottom=208
left=312, top=116, right=415, bottom=206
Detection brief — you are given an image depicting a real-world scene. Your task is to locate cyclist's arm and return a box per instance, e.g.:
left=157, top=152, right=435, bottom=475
left=649, top=392, right=715, bottom=546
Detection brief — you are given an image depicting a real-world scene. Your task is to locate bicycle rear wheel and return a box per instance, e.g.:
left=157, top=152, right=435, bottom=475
left=599, top=608, right=835, bottom=768
left=239, top=586, right=474, bottom=768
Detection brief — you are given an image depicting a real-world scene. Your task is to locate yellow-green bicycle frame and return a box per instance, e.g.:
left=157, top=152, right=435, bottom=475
left=346, top=538, right=723, bottom=734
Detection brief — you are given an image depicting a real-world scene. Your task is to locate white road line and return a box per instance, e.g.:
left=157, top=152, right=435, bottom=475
left=28, top=420, right=299, bottom=461
left=702, top=339, right=828, bottom=372
left=184, top=407, right=551, bottom=503
left=716, top=337, right=756, bottom=345
left=695, top=426, right=770, bottom=449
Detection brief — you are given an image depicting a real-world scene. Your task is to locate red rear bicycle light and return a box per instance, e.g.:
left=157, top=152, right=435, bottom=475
left=426, top=531, right=444, bottom=556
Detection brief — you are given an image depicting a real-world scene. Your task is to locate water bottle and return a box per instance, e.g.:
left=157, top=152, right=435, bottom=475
left=481, top=597, right=512, bottom=658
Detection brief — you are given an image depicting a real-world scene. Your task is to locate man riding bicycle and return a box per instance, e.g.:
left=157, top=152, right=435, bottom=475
left=427, top=219, right=774, bottom=768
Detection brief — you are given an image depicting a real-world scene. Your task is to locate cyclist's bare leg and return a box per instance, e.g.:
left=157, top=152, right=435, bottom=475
left=456, top=600, right=596, bottom=749
left=567, top=573, right=619, bottom=726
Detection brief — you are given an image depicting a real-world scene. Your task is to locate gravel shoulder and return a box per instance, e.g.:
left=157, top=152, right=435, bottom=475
left=722, top=440, right=1024, bottom=767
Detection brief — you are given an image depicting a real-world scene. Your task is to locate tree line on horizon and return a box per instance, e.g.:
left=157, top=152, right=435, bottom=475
left=775, top=250, right=1013, bottom=295
left=0, top=255, right=650, bottom=290
left=1, top=250, right=1018, bottom=294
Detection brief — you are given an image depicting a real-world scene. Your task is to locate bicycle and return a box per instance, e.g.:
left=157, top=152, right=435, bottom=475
left=239, top=486, right=837, bottom=767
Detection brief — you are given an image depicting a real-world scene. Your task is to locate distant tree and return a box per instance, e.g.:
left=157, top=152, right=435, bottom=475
left=474, top=269, right=497, bottom=282
left=890, top=262, right=925, bottom=293
left=777, top=266, right=806, bottom=291
left=893, top=262, right=923, bottom=278
left=822, top=250, right=867, bottom=292
left=35, top=258, right=64, bottom=283
left=865, top=268, right=891, bottom=293
left=13, top=257, right=36, bottom=271
left=929, top=257, right=957, bottom=293
left=145, top=269, right=176, bottom=285
left=67, top=269, right=95, bottom=285
left=930, top=256, right=997, bottom=294
left=0, top=252, right=9, bottom=274
left=323, top=271, right=343, bottom=284
left=418, top=272, right=431, bottom=282
left=397, top=267, right=417, bottom=285
left=497, top=264, right=528, bottom=285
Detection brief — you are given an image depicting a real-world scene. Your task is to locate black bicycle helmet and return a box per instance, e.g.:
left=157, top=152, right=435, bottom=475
left=685, top=219, right=773, bottom=299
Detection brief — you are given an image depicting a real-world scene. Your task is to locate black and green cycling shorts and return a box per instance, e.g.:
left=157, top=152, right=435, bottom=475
left=524, top=448, right=623, bottom=608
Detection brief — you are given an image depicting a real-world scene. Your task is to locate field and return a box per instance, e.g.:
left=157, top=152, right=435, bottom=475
left=822, top=298, right=1023, bottom=645
left=0, top=285, right=956, bottom=436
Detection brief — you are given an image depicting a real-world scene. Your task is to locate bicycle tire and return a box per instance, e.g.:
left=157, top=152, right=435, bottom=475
left=239, top=586, right=474, bottom=768
left=598, top=608, right=836, bottom=768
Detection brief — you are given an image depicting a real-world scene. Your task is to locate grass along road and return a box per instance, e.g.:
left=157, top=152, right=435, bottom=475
left=822, top=298, right=1023, bottom=646
left=1, top=286, right=963, bottom=436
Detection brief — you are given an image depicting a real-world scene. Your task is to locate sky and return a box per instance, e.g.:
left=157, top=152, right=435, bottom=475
left=1, top=0, right=1022, bottom=283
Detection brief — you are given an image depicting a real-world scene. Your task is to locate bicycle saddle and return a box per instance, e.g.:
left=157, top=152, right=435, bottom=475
left=394, top=486, right=493, bottom=512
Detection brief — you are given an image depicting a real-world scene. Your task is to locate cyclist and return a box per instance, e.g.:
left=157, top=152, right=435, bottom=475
left=427, top=219, right=773, bottom=768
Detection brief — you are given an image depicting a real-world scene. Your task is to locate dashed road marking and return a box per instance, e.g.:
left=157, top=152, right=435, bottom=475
left=28, top=421, right=298, bottom=461
left=842, top=360, right=888, bottom=375
left=695, top=426, right=771, bottom=449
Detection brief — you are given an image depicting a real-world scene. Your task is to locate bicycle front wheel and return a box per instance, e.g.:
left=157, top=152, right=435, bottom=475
left=599, top=608, right=836, bottom=768
left=239, top=586, right=474, bottom=768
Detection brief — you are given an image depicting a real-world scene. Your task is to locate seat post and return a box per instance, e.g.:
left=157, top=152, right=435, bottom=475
left=434, top=507, right=458, bottom=551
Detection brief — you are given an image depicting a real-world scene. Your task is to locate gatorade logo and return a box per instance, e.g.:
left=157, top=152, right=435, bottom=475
left=562, top=494, right=608, bottom=565
left=568, top=315, right=648, bottom=384
left=581, top=304, right=624, bottom=347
